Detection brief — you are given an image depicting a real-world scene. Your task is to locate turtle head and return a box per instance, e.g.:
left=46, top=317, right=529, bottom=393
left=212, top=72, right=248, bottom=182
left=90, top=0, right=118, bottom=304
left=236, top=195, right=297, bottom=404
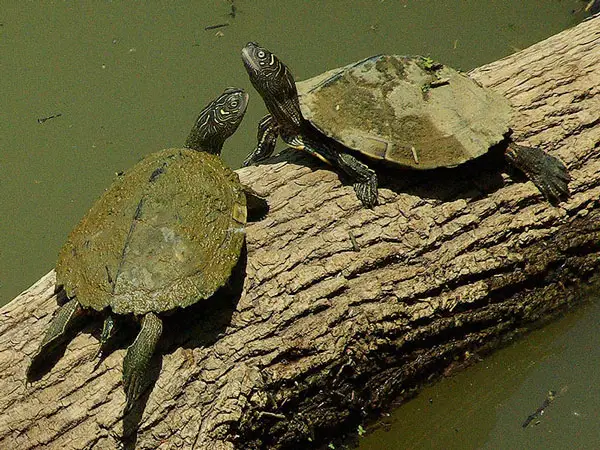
left=185, top=87, right=249, bottom=155
left=242, top=42, right=303, bottom=129
left=241, top=42, right=280, bottom=81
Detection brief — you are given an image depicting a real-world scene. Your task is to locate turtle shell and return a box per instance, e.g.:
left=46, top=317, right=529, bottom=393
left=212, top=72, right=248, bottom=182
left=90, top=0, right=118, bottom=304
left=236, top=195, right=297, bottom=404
left=297, top=55, right=513, bottom=170
left=56, top=148, right=247, bottom=315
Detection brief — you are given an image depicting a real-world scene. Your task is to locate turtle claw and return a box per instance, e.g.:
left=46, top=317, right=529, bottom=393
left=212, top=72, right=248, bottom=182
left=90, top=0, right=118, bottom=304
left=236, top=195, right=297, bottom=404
left=122, top=351, right=144, bottom=413
left=123, top=369, right=141, bottom=413
left=523, top=148, right=570, bottom=204
left=335, top=152, right=379, bottom=208
left=535, top=166, right=571, bottom=205
left=242, top=148, right=264, bottom=167
left=243, top=140, right=276, bottom=166
left=354, top=178, right=379, bottom=208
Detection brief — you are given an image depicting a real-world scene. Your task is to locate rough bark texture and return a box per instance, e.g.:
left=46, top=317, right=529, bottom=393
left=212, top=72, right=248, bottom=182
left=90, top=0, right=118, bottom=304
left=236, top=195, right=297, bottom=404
left=1, top=17, right=599, bottom=450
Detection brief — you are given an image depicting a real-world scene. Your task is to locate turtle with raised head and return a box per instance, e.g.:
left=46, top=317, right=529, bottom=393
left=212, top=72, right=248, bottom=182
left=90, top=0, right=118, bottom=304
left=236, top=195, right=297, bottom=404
left=27, top=88, right=267, bottom=412
left=241, top=42, right=570, bottom=208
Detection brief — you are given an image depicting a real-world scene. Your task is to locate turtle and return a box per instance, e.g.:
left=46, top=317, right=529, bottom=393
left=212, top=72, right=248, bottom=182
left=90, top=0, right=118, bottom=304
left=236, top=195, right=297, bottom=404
left=241, top=42, right=570, bottom=208
left=27, top=87, right=267, bottom=412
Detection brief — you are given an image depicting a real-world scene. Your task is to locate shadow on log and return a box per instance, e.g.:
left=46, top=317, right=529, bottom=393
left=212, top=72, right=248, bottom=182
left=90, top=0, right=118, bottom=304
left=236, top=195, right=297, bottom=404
left=1, top=17, right=600, bottom=450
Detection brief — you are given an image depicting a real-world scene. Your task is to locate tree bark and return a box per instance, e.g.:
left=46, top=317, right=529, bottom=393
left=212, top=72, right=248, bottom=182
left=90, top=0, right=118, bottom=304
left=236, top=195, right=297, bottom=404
left=1, top=17, right=599, bottom=450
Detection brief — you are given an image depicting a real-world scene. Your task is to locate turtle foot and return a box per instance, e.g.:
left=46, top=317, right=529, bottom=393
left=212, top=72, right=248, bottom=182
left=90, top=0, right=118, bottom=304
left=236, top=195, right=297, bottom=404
left=336, top=152, right=379, bottom=208
left=354, top=176, right=379, bottom=208
left=243, top=114, right=278, bottom=166
left=122, top=312, right=162, bottom=412
left=243, top=148, right=265, bottom=167
left=243, top=142, right=276, bottom=167
left=505, top=143, right=570, bottom=205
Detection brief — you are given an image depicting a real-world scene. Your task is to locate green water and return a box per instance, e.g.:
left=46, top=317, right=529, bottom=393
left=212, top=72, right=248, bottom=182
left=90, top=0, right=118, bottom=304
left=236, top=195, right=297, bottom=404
left=0, top=1, right=596, bottom=449
left=357, top=295, right=600, bottom=450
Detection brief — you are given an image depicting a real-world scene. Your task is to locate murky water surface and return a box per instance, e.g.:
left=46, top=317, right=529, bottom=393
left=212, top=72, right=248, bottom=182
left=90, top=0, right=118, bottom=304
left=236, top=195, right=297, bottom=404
left=358, top=294, right=600, bottom=450
left=1, top=1, right=596, bottom=448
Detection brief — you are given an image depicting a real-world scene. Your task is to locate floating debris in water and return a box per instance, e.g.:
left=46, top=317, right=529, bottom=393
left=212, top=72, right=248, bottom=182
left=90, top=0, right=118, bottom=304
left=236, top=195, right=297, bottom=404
left=37, top=113, right=62, bottom=124
left=522, top=387, right=567, bottom=428
left=205, top=23, right=229, bottom=31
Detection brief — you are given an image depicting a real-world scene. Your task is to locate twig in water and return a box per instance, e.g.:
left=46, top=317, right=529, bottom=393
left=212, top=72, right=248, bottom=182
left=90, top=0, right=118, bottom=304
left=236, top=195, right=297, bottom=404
left=205, top=23, right=229, bottom=31
left=37, top=113, right=62, bottom=124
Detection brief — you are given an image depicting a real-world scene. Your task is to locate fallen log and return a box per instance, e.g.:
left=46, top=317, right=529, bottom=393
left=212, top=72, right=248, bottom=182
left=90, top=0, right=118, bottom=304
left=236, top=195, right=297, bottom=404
left=1, top=17, right=599, bottom=450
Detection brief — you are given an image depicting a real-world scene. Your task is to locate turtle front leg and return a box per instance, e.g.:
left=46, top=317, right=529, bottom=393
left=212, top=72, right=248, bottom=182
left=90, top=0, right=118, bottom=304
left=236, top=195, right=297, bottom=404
left=297, top=136, right=379, bottom=208
left=504, top=143, right=570, bottom=204
left=336, top=152, right=379, bottom=208
left=243, top=114, right=279, bottom=166
left=27, top=298, right=85, bottom=379
left=122, top=312, right=163, bottom=412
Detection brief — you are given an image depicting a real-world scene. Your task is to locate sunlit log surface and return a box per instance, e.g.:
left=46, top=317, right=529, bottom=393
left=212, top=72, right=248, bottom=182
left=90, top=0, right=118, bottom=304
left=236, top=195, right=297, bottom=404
left=1, top=16, right=599, bottom=450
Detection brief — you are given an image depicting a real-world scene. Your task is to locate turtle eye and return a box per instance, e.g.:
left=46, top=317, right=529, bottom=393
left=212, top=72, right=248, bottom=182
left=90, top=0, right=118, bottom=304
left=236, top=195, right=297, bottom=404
left=257, top=50, right=265, bottom=59
left=229, top=100, right=238, bottom=109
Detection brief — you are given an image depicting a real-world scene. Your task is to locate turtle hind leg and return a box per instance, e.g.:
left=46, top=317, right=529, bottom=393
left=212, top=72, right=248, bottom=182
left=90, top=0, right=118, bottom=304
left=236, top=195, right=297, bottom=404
left=122, top=312, right=163, bottom=412
left=27, top=298, right=85, bottom=380
left=504, top=143, right=571, bottom=204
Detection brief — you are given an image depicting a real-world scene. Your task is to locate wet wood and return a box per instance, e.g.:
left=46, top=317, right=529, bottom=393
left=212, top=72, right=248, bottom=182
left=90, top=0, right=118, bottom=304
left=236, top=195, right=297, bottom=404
left=1, top=17, right=599, bottom=450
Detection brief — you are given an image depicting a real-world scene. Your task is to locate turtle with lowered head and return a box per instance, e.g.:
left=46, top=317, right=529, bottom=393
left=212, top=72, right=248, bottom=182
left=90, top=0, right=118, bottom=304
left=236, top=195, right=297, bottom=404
left=241, top=42, right=570, bottom=208
left=27, top=87, right=267, bottom=412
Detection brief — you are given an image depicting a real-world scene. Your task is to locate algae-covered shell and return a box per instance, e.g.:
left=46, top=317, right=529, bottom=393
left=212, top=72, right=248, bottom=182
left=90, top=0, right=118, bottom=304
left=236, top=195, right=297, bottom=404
left=56, top=148, right=247, bottom=315
left=297, top=55, right=513, bottom=170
